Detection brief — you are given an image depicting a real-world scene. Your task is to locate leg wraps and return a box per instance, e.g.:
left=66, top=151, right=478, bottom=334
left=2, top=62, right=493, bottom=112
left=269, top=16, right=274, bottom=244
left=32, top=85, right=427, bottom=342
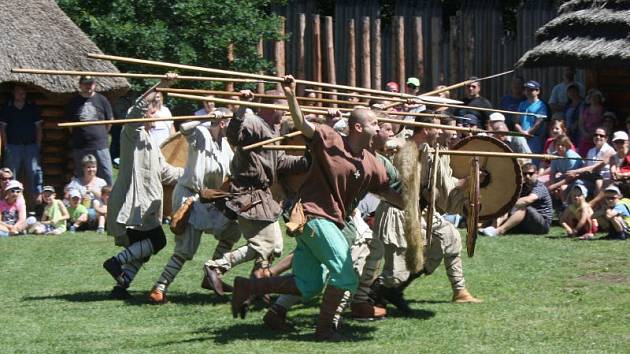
left=155, top=255, right=186, bottom=292
left=206, top=245, right=258, bottom=272
left=120, top=260, right=143, bottom=288
left=115, top=239, right=154, bottom=265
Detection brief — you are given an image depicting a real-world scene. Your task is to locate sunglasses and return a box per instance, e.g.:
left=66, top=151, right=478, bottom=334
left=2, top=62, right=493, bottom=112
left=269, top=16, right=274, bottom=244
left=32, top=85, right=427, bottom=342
left=1, top=177, right=12, bottom=181
left=593, top=134, right=606, bottom=138
left=523, top=172, right=536, bottom=176
left=7, top=189, right=22, bottom=194
left=606, top=196, right=619, bottom=200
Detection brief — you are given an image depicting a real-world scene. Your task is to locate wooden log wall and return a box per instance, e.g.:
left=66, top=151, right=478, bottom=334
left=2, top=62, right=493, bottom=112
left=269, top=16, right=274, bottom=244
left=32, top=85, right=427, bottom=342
left=270, top=0, right=587, bottom=107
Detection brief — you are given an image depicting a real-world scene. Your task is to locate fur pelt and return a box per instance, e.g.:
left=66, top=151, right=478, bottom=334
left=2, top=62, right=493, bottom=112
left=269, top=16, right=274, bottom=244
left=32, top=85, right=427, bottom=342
left=392, top=141, right=425, bottom=273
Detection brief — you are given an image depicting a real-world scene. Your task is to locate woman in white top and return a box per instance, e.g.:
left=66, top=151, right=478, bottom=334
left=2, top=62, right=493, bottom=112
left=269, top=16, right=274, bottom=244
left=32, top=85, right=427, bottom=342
left=148, top=92, right=175, bottom=146
left=65, top=154, right=108, bottom=205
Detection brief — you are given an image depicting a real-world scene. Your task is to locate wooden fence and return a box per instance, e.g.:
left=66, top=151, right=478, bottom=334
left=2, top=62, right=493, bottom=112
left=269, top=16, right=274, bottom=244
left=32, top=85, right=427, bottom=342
left=266, top=0, right=577, bottom=106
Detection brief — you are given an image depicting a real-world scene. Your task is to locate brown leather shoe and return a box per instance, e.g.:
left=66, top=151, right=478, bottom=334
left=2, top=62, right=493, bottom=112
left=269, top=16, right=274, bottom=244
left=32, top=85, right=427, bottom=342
left=148, top=288, right=168, bottom=304
left=452, top=288, right=484, bottom=304
left=203, top=265, right=225, bottom=296
left=263, top=304, right=295, bottom=331
left=350, top=301, right=387, bottom=321
left=201, top=274, right=233, bottom=293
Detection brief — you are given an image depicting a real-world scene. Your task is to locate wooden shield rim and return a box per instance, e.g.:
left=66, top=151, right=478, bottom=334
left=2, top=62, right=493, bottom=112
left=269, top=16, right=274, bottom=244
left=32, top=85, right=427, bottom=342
left=452, top=135, right=522, bottom=220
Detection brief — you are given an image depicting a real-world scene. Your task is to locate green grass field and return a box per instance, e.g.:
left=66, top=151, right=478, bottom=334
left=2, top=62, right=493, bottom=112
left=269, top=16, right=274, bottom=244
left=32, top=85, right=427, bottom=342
left=1, top=228, right=629, bottom=353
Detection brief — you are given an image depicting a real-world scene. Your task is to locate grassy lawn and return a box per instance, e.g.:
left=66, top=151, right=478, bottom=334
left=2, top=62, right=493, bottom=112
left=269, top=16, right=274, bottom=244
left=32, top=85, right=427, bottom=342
left=1, top=227, right=629, bottom=353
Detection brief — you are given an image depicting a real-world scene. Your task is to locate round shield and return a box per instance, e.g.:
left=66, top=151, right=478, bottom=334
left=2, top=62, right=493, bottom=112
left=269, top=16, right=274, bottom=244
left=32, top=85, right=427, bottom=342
left=450, top=136, right=522, bottom=220
left=160, top=132, right=188, bottom=216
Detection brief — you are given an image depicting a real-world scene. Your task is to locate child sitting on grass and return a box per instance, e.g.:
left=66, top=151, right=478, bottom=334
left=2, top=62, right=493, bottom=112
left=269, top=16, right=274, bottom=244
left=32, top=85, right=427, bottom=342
left=0, top=180, right=26, bottom=237
left=602, top=185, right=630, bottom=240
left=30, top=186, right=69, bottom=235
left=67, top=189, right=89, bottom=232
left=560, top=184, right=597, bottom=239
left=92, top=186, right=111, bottom=234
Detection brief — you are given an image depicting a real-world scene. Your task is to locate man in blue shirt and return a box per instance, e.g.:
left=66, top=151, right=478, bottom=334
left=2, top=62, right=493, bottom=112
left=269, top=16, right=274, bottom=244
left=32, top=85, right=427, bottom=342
left=515, top=80, right=549, bottom=154
left=0, top=85, right=43, bottom=202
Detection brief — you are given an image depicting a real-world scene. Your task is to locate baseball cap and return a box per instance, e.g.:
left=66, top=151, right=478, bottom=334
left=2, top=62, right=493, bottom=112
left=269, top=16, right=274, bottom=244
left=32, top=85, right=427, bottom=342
left=612, top=131, right=629, bottom=142
left=79, top=75, right=95, bottom=84
left=406, top=77, right=420, bottom=87
left=524, top=80, right=541, bottom=90
left=463, top=113, right=479, bottom=127
left=5, top=180, right=23, bottom=191
left=385, top=82, right=400, bottom=92
left=42, top=185, right=56, bottom=194
left=69, top=189, right=82, bottom=199
left=488, top=112, right=505, bottom=122
left=571, top=184, right=588, bottom=198
left=604, top=185, right=621, bottom=196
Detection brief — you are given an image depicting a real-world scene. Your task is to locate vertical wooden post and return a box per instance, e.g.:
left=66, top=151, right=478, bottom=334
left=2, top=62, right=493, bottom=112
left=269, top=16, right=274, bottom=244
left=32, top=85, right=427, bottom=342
left=449, top=16, right=458, bottom=86
left=396, top=16, right=406, bottom=92
left=256, top=38, right=265, bottom=94
left=313, top=15, right=322, bottom=105
left=361, top=16, right=371, bottom=89
left=297, top=13, right=306, bottom=96
left=430, top=16, right=441, bottom=90
left=347, top=19, right=356, bottom=87
left=414, top=17, right=424, bottom=88
left=373, top=18, right=382, bottom=90
left=464, top=16, right=474, bottom=80
left=275, top=16, right=286, bottom=91
left=324, top=16, right=337, bottom=104
left=226, top=43, right=235, bottom=92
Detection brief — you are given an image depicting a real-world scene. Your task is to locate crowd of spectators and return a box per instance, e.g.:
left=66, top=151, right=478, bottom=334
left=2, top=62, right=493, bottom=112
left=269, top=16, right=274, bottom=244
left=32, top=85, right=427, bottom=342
left=1, top=68, right=629, bottom=240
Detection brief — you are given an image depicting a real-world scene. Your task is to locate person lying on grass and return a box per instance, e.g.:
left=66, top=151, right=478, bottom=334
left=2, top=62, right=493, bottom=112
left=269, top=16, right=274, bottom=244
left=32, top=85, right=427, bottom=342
left=560, top=184, right=597, bottom=239
left=30, top=186, right=69, bottom=235
left=0, top=180, right=26, bottom=237
left=67, top=189, right=89, bottom=232
left=602, top=185, right=630, bottom=240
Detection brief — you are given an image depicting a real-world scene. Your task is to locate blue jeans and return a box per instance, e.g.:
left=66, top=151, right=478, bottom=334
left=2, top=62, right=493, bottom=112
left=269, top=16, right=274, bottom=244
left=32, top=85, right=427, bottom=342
left=5, top=144, right=43, bottom=195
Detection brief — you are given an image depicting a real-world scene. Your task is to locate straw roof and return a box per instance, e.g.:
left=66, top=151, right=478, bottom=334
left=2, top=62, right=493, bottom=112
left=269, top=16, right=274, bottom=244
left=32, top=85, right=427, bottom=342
left=517, top=0, right=630, bottom=68
left=0, top=0, right=129, bottom=95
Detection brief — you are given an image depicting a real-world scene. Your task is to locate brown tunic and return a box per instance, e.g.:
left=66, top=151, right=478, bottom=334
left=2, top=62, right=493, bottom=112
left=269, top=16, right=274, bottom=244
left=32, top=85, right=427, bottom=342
left=226, top=112, right=309, bottom=221
left=299, top=124, right=389, bottom=227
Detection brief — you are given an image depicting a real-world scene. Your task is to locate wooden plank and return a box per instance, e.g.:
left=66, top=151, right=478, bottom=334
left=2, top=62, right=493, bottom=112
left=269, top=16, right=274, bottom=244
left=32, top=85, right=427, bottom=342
left=449, top=15, right=458, bottom=86
left=373, top=18, right=382, bottom=90
left=275, top=16, right=286, bottom=82
left=414, top=16, right=424, bottom=87
left=361, top=16, right=371, bottom=89
left=396, top=16, right=406, bottom=91
left=430, top=16, right=440, bottom=89
left=313, top=15, right=322, bottom=105
left=347, top=19, right=356, bottom=87
left=324, top=16, right=337, bottom=104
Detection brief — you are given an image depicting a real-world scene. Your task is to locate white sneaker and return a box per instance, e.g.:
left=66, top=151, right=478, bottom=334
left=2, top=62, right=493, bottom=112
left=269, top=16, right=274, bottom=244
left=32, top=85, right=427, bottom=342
left=480, top=226, right=498, bottom=237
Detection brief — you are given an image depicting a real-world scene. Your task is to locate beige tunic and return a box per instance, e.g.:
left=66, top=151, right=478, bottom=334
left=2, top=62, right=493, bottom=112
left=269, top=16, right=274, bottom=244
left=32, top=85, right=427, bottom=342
left=106, top=94, right=183, bottom=245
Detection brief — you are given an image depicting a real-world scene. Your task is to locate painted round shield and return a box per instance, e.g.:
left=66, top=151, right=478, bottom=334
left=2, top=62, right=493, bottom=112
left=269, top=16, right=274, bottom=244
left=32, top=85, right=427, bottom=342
left=160, top=132, right=188, bottom=216
left=450, top=136, right=522, bottom=220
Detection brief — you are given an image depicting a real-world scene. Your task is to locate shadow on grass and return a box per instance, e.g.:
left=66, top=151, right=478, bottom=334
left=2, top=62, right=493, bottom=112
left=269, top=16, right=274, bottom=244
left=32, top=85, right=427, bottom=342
left=158, top=318, right=379, bottom=345
left=383, top=307, right=437, bottom=319
left=22, top=291, right=229, bottom=306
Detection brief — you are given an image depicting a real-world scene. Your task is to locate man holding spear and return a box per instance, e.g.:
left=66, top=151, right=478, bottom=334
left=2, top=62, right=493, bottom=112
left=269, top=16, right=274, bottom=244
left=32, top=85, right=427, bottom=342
left=102, top=73, right=184, bottom=299
left=231, top=76, right=403, bottom=340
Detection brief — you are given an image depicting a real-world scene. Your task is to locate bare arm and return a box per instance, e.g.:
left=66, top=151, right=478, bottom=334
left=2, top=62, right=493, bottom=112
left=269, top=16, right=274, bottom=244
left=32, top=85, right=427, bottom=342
left=514, top=193, right=538, bottom=209
left=282, top=75, right=315, bottom=139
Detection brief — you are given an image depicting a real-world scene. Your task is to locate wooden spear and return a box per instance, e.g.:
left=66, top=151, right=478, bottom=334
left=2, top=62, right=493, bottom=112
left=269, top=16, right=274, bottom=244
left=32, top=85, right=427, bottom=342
left=57, top=113, right=231, bottom=127
left=242, top=131, right=303, bottom=151
left=11, top=68, right=270, bottom=84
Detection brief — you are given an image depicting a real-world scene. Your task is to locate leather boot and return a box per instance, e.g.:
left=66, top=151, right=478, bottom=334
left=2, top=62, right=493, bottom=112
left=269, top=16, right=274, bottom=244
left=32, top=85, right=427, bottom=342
left=314, top=286, right=347, bottom=341
left=350, top=301, right=387, bottom=321
left=231, top=275, right=300, bottom=319
left=201, top=274, right=233, bottom=293
left=381, top=286, right=412, bottom=316
left=263, top=304, right=295, bottom=332
left=452, top=288, right=484, bottom=304
left=148, top=288, right=168, bottom=304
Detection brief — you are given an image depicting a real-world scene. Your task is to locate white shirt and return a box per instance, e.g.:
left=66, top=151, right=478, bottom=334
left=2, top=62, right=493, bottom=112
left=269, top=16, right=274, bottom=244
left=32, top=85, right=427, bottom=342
left=148, top=106, right=174, bottom=147
left=586, top=143, right=614, bottom=180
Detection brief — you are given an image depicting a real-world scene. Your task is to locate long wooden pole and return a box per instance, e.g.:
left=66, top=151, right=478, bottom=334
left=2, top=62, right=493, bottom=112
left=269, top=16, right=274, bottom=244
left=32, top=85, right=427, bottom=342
left=324, top=16, right=337, bottom=104
left=165, top=93, right=531, bottom=137
left=275, top=17, right=286, bottom=79
left=361, top=17, right=371, bottom=89
left=347, top=19, right=356, bottom=87
left=243, top=131, right=303, bottom=151
left=11, top=68, right=271, bottom=83
left=297, top=14, right=306, bottom=96
left=226, top=43, right=235, bottom=91
left=313, top=14, right=323, bottom=105
left=57, top=114, right=228, bottom=127
left=373, top=18, right=382, bottom=90
left=396, top=16, right=406, bottom=92
left=414, top=17, right=424, bottom=87
left=256, top=39, right=265, bottom=94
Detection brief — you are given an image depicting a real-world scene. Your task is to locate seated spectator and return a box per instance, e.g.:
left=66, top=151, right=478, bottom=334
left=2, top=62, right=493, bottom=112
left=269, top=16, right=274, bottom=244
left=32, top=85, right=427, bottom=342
left=0, top=167, right=14, bottom=199
left=550, top=135, right=583, bottom=183
left=480, top=163, right=552, bottom=236
left=577, top=89, right=605, bottom=156
left=0, top=180, right=27, bottom=236
left=67, top=189, right=89, bottom=232
left=565, top=127, right=615, bottom=196
left=544, top=118, right=574, bottom=155
left=92, top=186, right=111, bottom=234
left=560, top=184, right=597, bottom=239
left=601, top=185, right=630, bottom=240
left=65, top=154, right=108, bottom=207
left=490, top=121, right=531, bottom=164
left=602, top=112, right=617, bottom=143
left=29, top=186, right=69, bottom=235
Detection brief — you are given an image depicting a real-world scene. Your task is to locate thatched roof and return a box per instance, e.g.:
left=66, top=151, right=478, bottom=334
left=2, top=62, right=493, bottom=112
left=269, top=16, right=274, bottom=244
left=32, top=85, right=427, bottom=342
left=517, top=0, right=630, bottom=68
left=0, top=0, right=129, bottom=96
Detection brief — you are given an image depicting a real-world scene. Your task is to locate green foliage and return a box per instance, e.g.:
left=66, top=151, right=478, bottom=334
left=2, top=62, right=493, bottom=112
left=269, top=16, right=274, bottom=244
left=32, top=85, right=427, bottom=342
left=56, top=0, right=286, bottom=113
left=2, top=227, right=630, bottom=352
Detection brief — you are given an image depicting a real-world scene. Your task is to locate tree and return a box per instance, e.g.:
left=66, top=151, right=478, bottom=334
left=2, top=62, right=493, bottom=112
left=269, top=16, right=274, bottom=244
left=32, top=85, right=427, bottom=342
left=57, top=0, right=286, bottom=113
